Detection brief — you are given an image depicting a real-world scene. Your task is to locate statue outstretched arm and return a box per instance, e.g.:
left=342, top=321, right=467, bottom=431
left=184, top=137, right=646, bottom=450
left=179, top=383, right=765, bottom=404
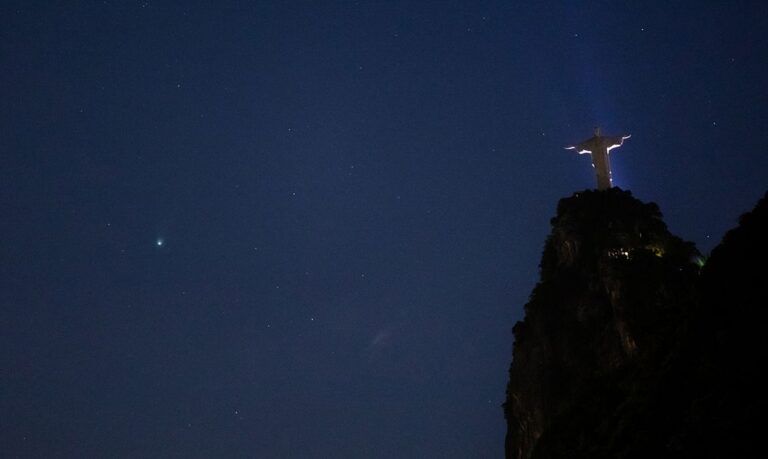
left=565, top=145, right=592, bottom=155
left=606, top=135, right=630, bottom=150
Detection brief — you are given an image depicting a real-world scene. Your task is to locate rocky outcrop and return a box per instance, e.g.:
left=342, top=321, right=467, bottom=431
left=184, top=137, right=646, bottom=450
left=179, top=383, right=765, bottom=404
left=688, top=191, right=768, bottom=457
left=504, top=188, right=768, bottom=458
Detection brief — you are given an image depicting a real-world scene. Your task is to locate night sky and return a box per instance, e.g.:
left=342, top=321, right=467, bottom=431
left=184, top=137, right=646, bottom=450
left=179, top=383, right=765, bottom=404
left=2, top=2, right=767, bottom=457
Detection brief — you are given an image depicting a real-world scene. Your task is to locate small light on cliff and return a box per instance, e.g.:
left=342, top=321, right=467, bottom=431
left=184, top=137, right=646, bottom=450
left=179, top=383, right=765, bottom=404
left=695, top=256, right=707, bottom=268
left=607, top=248, right=632, bottom=259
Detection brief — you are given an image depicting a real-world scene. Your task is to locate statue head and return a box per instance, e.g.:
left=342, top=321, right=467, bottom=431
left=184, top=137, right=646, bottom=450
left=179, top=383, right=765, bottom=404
left=594, top=126, right=601, bottom=137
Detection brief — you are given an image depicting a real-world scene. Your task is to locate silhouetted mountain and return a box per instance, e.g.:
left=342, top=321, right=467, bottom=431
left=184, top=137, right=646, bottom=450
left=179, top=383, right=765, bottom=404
left=504, top=189, right=768, bottom=458
left=688, top=190, right=768, bottom=457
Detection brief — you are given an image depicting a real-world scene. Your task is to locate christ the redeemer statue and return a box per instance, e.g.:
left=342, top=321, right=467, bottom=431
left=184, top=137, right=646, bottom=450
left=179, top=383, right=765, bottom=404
left=566, top=127, right=631, bottom=190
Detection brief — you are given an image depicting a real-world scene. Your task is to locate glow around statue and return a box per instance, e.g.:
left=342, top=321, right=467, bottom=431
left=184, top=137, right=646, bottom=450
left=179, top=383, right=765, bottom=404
left=566, top=127, right=631, bottom=190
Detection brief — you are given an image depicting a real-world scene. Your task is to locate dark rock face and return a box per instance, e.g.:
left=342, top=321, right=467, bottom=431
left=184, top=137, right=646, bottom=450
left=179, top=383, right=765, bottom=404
left=690, top=191, right=768, bottom=457
left=504, top=189, right=768, bottom=458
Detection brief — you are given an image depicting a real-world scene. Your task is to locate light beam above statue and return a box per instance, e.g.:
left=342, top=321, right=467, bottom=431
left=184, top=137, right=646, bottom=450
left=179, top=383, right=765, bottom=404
left=566, top=127, right=631, bottom=190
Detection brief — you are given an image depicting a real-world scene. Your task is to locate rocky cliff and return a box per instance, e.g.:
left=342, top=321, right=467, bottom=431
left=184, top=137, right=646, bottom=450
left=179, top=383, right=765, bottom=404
left=504, top=188, right=768, bottom=458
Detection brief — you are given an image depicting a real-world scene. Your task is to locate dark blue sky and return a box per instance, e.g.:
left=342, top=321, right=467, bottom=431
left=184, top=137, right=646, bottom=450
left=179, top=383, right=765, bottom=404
left=2, top=2, right=767, bottom=457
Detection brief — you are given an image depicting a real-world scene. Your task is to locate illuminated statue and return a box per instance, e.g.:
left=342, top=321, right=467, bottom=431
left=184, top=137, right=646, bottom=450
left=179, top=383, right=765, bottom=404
left=566, top=127, right=631, bottom=190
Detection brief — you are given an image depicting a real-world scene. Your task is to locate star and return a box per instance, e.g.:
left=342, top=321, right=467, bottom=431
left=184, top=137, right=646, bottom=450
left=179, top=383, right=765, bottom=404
left=156, top=239, right=164, bottom=247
